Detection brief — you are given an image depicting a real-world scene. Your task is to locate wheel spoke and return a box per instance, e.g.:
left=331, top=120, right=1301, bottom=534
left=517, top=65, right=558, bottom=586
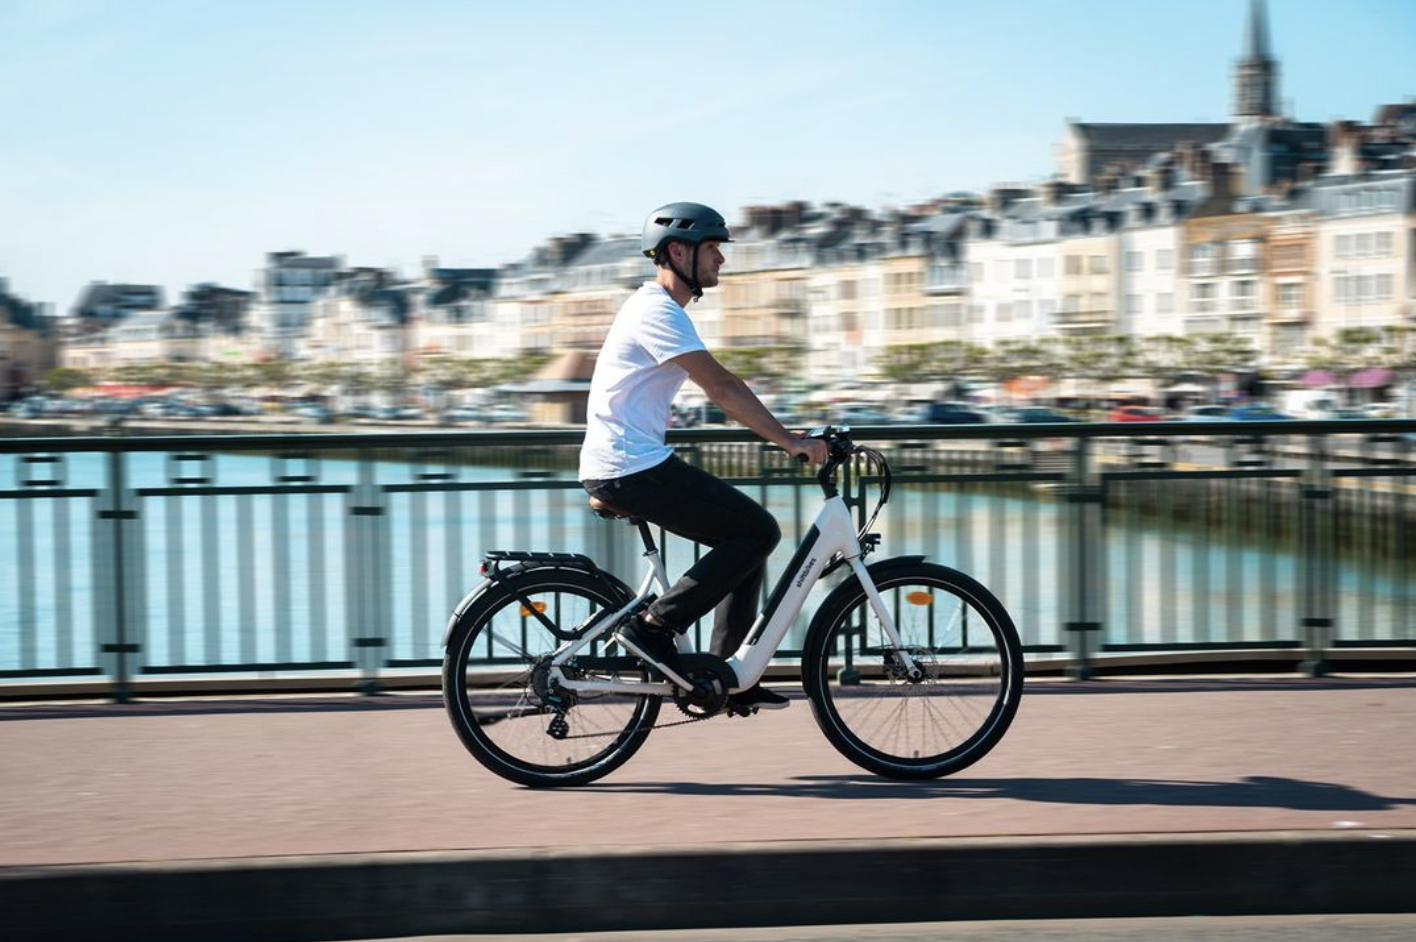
left=810, top=566, right=1023, bottom=779
left=444, top=575, right=660, bottom=786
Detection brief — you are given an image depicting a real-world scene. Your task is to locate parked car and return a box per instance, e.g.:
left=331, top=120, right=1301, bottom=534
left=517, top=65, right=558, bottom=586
left=909, top=401, right=985, bottom=424
left=1228, top=404, right=1293, bottom=421
left=441, top=405, right=486, bottom=424
left=1107, top=405, right=1166, bottom=422
left=291, top=403, right=334, bottom=424
left=481, top=403, right=528, bottom=424
left=1182, top=404, right=1233, bottom=421
left=1008, top=407, right=1076, bottom=424
left=833, top=403, right=895, bottom=425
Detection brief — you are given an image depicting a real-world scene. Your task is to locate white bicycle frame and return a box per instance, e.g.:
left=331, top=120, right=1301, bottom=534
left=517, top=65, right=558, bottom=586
left=545, top=491, right=920, bottom=696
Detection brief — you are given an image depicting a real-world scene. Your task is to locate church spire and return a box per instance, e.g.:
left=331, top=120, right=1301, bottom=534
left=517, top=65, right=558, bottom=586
left=1234, top=0, right=1279, bottom=121
left=1243, top=0, right=1272, bottom=60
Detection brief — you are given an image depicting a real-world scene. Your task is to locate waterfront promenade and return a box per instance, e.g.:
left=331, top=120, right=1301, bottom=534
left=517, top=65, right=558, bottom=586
left=3, top=677, right=1415, bottom=940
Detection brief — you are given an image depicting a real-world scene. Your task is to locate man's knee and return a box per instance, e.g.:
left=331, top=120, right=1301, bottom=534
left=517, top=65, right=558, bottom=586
left=751, top=512, right=781, bottom=556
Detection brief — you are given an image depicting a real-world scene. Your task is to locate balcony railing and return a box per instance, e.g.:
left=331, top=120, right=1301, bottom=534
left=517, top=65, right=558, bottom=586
left=1, top=421, right=1413, bottom=699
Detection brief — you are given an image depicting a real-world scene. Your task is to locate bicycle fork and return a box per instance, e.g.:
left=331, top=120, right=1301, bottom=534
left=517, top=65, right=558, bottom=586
left=846, top=557, right=925, bottom=681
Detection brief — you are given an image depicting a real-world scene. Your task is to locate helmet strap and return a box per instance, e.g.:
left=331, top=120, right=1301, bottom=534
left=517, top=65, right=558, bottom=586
left=666, top=242, right=703, bottom=302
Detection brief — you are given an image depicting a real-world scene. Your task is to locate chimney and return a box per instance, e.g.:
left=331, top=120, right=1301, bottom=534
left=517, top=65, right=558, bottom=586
left=1175, top=141, right=1207, bottom=181
left=986, top=187, right=1028, bottom=215
left=1328, top=120, right=1364, bottom=176
left=1202, top=159, right=1237, bottom=211
left=1146, top=159, right=1175, bottom=195
left=1094, top=165, right=1122, bottom=195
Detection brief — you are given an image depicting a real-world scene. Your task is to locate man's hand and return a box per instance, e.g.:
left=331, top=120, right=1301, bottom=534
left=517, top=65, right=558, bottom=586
left=784, top=433, right=829, bottom=466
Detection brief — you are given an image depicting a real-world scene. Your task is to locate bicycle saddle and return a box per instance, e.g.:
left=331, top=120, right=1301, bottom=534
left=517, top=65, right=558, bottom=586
left=588, top=496, right=637, bottom=521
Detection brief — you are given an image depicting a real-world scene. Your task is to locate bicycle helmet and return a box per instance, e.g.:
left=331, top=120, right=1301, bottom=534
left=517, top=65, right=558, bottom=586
left=641, top=202, right=732, bottom=301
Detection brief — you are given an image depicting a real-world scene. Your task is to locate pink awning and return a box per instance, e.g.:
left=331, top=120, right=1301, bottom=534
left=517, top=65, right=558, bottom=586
left=1300, top=370, right=1336, bottom=388
left=1348, top=367, right=1395, bottom=389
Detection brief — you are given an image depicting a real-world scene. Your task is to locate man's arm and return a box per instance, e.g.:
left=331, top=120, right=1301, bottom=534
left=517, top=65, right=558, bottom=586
left=672, top=350, right=828, bottom=464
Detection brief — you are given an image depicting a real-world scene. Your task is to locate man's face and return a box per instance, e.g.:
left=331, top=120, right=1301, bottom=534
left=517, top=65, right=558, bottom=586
left=694, top=240, right=726, bottom=288
left=671, top=240, right=726, bottom=288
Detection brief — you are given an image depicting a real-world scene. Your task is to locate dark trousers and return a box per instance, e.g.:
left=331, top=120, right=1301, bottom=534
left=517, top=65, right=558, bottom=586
left=582, top=455, right=780, bottom=658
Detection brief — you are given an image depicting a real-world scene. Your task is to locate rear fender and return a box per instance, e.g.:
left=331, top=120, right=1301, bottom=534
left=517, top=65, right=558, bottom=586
left=441, top=563, right=635, bottom=648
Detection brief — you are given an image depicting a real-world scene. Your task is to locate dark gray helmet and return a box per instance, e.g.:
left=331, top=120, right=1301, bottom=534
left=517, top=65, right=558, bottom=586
left=641, top=202, right=732, bottom=259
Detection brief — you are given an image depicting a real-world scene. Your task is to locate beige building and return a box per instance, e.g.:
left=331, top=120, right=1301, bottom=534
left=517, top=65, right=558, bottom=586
left=302, top=270, right=412, bottom=366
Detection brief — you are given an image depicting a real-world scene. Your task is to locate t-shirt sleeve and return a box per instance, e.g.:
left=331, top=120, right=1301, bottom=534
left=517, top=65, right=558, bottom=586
left=638, top=301, right=707, bottom=364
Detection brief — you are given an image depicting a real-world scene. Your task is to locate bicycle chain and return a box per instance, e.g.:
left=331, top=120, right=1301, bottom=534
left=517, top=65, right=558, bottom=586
left=552, top=704, right=756, bottom=740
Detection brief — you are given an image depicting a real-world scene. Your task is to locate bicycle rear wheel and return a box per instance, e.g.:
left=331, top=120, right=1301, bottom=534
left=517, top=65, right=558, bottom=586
left=442, top=568, right=660, bottom=787
left=802, top=562, right=1023, bottom=779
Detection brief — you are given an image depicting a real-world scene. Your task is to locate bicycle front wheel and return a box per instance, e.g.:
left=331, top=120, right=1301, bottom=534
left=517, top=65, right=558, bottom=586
left=802, top=562, right=1024, bottom=780
left=442, top=568, right=660, bottom=787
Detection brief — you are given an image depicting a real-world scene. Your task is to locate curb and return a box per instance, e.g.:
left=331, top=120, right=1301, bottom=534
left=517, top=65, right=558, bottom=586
left=3, top=830, right=1413, bottom=942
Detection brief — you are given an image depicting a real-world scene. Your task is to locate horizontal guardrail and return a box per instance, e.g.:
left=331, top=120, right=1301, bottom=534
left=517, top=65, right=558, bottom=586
left=1, top=420, right=1412, bottom=699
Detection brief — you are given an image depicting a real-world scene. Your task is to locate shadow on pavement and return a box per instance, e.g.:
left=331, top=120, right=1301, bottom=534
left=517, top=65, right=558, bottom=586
left=594, top=775, right=1416, bottom=811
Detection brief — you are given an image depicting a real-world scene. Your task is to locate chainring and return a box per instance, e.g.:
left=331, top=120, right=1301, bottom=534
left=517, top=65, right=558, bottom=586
left=670, top=653, right=738, bottom=718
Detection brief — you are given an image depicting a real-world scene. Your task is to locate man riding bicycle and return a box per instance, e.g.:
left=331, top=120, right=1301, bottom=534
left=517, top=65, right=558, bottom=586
left=579, top=201, right=828, bottom=712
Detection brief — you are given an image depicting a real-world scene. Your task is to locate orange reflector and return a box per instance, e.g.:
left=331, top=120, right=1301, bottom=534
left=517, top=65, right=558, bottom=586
left=520, top=601, right=547, bottom=616
left=905, top=591, right=934, bottom=606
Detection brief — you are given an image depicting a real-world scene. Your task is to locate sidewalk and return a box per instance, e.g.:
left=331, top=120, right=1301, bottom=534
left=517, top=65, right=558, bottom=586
left=3, top=678, right=1415, bottom=940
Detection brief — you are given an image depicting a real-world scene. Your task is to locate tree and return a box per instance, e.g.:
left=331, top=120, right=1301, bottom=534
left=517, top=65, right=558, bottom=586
left=43, top=367, right=92, bottom=393
left=1138, top=334, right=1199, bottom=382
left=1192, top=331, right=1258, bottom=377
left=1059, top=333, right=1140, bottom=384
left=714, top=346, right=799, bottom=384
left=985, top=338, right=1056, bottom=384
left=873, top=344, right=934, bottom=384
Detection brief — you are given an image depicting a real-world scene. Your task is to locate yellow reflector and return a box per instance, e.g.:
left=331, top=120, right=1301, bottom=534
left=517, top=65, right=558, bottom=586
left=905, top=591, right=934, bottom=606
left=520, top=601, right=547, bottom=616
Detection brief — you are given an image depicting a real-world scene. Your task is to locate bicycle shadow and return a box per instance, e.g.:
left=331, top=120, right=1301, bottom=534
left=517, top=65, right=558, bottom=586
left=594, top=775, right=1416, bottom=812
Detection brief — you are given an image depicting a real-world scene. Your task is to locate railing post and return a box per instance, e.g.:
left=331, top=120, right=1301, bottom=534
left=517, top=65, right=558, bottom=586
left=1299, top=432, right=1334, bottom=677
left=94, top=447, right=143, bottom=702
left=348, top=448, right=390, bottom=695
left=1063, top=436, right=1102, bottom=680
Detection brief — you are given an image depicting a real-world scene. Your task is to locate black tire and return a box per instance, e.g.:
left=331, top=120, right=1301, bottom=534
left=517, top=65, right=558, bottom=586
left=802, top=562, right=1024, bottom=780
left=442, top=568, right=661, bottom=787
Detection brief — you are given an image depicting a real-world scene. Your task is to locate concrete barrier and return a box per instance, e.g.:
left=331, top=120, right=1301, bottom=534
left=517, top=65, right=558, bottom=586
left=4, top=830, right=1414, bottom=942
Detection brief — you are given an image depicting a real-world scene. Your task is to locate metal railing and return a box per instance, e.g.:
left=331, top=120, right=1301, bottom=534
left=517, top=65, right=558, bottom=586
left=1, top=420, right=1412, bottom=698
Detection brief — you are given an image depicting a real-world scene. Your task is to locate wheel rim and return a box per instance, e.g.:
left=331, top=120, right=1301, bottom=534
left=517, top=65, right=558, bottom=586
left=452, top=579, right=656, bottom=776
left=814, top=575, right=1016, bottom=769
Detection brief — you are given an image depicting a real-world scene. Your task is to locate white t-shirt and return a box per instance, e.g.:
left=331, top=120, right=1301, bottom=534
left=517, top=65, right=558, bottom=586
left=579, top=282, right=706, bottom=481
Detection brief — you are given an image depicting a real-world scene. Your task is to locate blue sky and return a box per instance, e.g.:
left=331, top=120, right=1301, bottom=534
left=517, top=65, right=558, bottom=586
left=1, top=0, right=1410, bottom=312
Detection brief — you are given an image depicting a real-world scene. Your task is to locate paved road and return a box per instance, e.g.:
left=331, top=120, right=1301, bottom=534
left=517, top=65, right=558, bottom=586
left=363, top=914, right=1416, bottom=942
left=2, top=678, right=1414, bottom=867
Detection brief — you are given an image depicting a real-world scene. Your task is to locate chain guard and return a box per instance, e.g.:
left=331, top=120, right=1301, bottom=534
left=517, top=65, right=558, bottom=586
left=670, top=653, right=738, bottom=719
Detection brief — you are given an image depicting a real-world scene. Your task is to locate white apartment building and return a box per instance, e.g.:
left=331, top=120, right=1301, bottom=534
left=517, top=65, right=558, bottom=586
left=103, top=311, right=205, bottom=365
left=1310, top=171, right=1414, bottom=337
left=301, top=271, right=411, bottom=366
left=964, top=205, right=1063, bottom=345
left=255, top=252, right=341, bottom=359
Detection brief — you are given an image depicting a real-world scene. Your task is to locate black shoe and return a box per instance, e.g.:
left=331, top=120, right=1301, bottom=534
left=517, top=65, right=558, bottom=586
left=618, top=616, right=680, bottom=670
left=728, top=684, right=791, bottom=712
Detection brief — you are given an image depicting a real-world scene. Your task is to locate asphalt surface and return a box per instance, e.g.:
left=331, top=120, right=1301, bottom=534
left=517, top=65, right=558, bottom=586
left=2, top=677, right=1415, bottom=940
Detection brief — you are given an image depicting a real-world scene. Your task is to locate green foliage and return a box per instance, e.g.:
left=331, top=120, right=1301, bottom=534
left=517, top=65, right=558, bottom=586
left=43, top=367, right=91, bottom=392
left=715, top=346, right=800, bottom=383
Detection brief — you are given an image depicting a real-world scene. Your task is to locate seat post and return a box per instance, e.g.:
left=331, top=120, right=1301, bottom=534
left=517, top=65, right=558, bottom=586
left=636, top=521, right=659, bottom=554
